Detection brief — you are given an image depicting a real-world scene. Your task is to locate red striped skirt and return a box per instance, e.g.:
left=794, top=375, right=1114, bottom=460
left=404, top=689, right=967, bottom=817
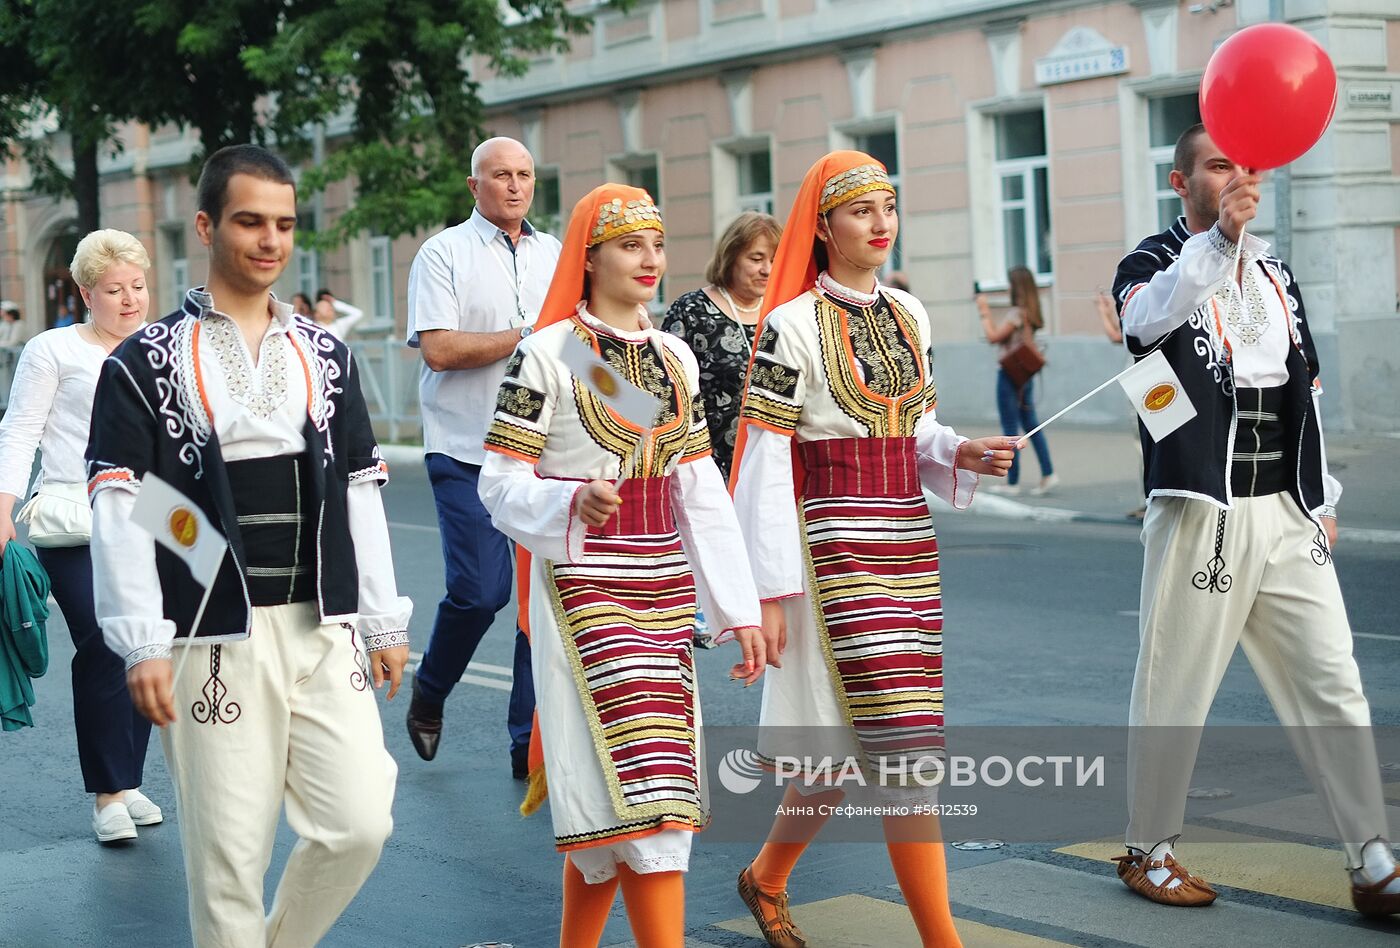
left=797, top=437, right=944, bottom=769
left=547, top=475, right=705, bottom=848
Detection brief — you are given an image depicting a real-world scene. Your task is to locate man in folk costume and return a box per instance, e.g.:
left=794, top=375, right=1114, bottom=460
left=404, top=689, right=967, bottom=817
left=728, top=151, right=1017, bottom=948
left=1110, top=124, right=1398, bottom=915
left=87, top=145, right=413, bottom=945
left=477, top=183, right=768, bottom=947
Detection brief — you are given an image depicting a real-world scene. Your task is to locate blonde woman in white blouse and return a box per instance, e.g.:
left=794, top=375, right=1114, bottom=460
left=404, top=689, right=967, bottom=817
left=0, top=229, right=162, bottom=844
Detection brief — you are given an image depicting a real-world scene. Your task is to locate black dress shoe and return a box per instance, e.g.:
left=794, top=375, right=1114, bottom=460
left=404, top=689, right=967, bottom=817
left=511, top=744, right=529, bottom=780
left=406, top=683, right=443, bottom=761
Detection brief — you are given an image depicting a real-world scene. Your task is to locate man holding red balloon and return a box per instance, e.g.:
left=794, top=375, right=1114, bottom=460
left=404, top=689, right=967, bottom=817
left=1109, top=104, right=1398, bottom=915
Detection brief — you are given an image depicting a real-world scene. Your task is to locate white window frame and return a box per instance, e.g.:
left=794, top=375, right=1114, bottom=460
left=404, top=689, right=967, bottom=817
left=968, top=97, right=1054, bottom=291
left=1118, top=76, right=1202, bottom=247
left=161, top=224, right=188, bottom=312
left=366, top=235, right=394, bottom=331
left=992, top=112, right=1051, bottom=283
left=533, top=166, right=563, bottom=236
left=832, top=118, right=904, bottom=277
left=711, top=137, right=775, bottom=233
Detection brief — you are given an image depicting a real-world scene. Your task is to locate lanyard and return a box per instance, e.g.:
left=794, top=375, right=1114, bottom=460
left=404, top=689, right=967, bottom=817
left=484, top=231, right=530, bottom=325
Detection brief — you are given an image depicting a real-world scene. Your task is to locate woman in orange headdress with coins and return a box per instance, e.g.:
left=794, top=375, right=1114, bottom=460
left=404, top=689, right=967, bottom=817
left=728, top=152, right=1018, bottom=947
left=478, top=184, right=768, bottom=947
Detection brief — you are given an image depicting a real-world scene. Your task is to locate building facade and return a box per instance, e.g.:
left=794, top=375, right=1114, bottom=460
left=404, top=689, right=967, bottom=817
left=3, top=0, right=1398, bottom=431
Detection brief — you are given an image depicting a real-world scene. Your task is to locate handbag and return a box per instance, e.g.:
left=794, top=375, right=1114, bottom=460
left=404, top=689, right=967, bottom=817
left=998, top=321, right=1046, bottom=389
left=14, top=481, right=92, bottom=548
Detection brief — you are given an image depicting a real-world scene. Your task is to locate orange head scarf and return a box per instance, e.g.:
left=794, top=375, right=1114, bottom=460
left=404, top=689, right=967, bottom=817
left=533, top=183, right=664, bottom=333
left=728, top=151, right=896, bottom=494
left=516, top=184, right=664, bottom=814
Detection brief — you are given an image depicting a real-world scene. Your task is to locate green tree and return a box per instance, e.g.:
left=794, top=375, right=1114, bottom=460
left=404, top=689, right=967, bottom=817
left=245, top=0, right=602, bottom=246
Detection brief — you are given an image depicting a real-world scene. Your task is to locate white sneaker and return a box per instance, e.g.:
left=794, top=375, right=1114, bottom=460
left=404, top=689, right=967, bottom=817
left=123, top=789, right=163, bottom=826
left=984, top=482, right=1022, bottom=496
left=1030, top=474, right=1060, bottom=497
left=93, top=801, right=138, bottom=843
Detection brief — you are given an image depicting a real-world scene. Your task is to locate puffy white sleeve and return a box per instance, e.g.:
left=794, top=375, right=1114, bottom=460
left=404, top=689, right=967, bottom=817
left=91, top=485, right=177, bottom=669
left=731, top=428, right=805, bottom=601
left=477, top=338, right=589, bottom=563
left=1313, top=389, right=1342, bottom=516
left=915, top=410, right=976, bottom=510
left=345, top=479, right=413, bottom=651
left=1120, top=225, right=1268, bottom=347
left=0, top=337, right=59, bottom=500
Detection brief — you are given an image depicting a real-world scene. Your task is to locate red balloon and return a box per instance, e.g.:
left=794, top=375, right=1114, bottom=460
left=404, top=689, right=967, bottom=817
left=1199, top=23, right=1337, bottom=170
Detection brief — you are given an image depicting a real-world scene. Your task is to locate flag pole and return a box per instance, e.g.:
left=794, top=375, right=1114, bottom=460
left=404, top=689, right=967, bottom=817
left=612, top=431, right=649, bottom=490
left=1018, top=361, right=1141, bottom=444
left=170, top=547, right=224, bottom=693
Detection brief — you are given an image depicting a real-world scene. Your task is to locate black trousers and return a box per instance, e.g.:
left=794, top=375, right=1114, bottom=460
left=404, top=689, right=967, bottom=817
left=36, top=545, right=152, bottom=794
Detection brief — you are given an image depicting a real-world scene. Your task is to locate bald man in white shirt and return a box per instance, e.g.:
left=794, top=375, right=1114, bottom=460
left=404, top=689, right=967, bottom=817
left=405, top=137, right=562, bottom=772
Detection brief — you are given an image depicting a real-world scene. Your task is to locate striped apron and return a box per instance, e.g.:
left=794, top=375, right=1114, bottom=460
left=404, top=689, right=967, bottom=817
left=546, top=475, right=706, bottom=847
left=797, top=437, right=944, bottom=773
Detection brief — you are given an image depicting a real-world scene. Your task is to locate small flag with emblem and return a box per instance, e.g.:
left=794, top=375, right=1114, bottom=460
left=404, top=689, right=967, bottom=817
left=1118, top=349, right=1197, bottom=442
left=129, top=473, right=226, bottom=587
left=558, top=330, right=663, bottom=429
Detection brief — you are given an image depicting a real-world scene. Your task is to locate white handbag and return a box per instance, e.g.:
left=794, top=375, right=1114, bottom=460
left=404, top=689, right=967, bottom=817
left=15, top=481, right=92, bottom=547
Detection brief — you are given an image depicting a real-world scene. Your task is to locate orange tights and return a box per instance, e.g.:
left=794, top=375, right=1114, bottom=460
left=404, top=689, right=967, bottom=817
left=748, top=784, right=962, bottom=947
left=561, top=856, right=685, bottom=948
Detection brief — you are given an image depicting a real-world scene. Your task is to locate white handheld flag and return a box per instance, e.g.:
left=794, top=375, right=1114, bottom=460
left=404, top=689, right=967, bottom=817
left=129, top=473, right=226, bottom=587
left=558, top=330, right=663, bottom=430
left=1118, top=349, right=1197, bottom=442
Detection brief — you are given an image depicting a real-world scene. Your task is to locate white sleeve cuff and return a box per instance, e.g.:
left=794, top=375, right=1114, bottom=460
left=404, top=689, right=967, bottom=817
left=100, top=617, right=178, bottom=670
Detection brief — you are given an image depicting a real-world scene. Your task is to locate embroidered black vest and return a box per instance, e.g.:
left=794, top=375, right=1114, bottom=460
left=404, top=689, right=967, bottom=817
left=85, top=304, right=388, bottom=641
left=1112, top=218, right=1325, bottom=517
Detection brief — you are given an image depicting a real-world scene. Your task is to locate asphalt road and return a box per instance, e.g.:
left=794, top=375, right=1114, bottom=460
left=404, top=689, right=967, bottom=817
left=2, top=459, right=1398, bottom=947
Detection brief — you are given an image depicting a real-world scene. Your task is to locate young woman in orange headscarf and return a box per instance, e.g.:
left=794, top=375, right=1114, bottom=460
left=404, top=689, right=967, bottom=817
left=477, top=184, right=768, bottom=948
left=728, top=152, right=1018, bottom=947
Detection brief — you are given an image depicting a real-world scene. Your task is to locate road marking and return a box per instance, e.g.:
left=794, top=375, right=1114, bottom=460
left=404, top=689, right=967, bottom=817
left=1354, top=631, right=1400, bottom=642
left=715, top=893, right=1068, bottom=947
left=406, top=651, right=513, bottom=691
left=388, top=520, right=439, bottom=535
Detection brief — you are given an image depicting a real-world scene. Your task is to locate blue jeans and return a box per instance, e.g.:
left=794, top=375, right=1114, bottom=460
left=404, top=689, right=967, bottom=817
left=37, top=545, right=152, bottom=793
left=418, top=453, right=534, bottom=755
left=996, top=369, right=1054, bottom=486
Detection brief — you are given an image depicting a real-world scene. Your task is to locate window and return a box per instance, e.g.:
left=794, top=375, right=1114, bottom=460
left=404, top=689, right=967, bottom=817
left=534, top=169, right=562, bottom=235
left=736, top=148, right=773, bottom=214
left=369, top=235, right=393, bottom=328
left=164, top=226, right=188, bottom=310
left=994, top=111, right=1051, bottom=279
left=851, top=128, right=902, bottom=272
left=1149, top=94, right=1202, bottom=231
left=625, top=161, right=660, bottom=204
left=296, top=206, right=319, bottom=300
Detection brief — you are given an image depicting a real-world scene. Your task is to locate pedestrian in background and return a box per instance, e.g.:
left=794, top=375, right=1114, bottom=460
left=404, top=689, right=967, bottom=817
left=978, top=265, right=1056, bottom=496
left=313, top=287, right=365, bottom=340
left=0, top=229, right=161, bottom=844
left=660, top=211, right=780, bottom=478
left=405, top=136, right=561, bottom=775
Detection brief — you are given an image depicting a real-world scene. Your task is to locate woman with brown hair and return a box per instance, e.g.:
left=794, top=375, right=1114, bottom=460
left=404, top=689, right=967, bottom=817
left=661, top=211, right=781, bottom=477
left=978, top=265, right=1056, bottom=495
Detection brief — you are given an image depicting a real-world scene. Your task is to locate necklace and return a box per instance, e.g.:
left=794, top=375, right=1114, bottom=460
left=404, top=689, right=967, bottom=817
left=816, top=270, right=879, bottom=307
left=712, top=286, right=756, bottom=360
left=716, top=285, right=761, bottom=314
left=83, top=321, right=124, bottom=354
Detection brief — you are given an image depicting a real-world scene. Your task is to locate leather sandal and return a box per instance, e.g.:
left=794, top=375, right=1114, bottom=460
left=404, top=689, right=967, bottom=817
left=738, top=866, right=807, bottom=947
left=1352, top=867, right=1400, bottom=917
left=1111, top=850, right=1217, bottom=907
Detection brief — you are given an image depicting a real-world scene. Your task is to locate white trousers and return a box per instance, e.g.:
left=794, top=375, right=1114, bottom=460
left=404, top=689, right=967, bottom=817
left=1126, top=493, right=1388, bottom=866
left=162, top=602, right=398, bottom=947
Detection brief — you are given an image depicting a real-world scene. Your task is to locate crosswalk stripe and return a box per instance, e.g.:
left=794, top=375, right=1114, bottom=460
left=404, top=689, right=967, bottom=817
left=406, top=651, right=513, bottom=691
left=1056, top=827, right=1356, bottom=909
left=714, top=893, right=1069, bottom=947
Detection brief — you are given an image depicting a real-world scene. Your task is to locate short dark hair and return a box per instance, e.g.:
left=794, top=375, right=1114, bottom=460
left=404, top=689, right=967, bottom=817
left=1173, top=123, right=1210, bottom=178
left=196, top=144, right=296, bottom=225
left=317, top=288, right=332, bottom=301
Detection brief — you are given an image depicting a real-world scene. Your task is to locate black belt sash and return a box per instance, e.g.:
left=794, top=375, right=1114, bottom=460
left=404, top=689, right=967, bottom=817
left=225, top=454, right=316, bottom=606
left=1232, top=385, right=1290, bottom=498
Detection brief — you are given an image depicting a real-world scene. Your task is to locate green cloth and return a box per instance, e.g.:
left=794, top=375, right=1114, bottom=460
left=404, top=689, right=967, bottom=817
left=0, top=541, right=50, bottom=731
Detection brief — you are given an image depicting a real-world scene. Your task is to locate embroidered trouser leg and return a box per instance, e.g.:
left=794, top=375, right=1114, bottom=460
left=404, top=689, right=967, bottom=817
left=163, top=602, right=397, bottom=948
left=1126, top=494, right=1385, bottom=865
